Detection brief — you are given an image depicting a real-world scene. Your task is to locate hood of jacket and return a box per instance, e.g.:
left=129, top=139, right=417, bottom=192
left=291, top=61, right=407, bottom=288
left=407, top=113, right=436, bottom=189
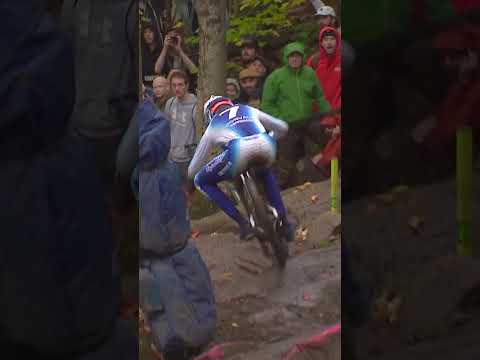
left=282, top=42, right=307, bottom=66
left=318, top=26, right=342, bottom=67
left=138, top=99, right=171, bottom=170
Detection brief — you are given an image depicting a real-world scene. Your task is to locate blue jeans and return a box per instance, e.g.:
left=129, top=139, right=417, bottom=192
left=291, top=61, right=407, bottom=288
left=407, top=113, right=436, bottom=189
left=139, top=241, right=216, bottom=356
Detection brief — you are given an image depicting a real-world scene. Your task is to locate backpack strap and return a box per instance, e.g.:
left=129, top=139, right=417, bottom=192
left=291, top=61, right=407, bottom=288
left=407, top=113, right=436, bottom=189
left=166, top=97, right=175, bottom=114
left=191, top=103, right=197, bottom=143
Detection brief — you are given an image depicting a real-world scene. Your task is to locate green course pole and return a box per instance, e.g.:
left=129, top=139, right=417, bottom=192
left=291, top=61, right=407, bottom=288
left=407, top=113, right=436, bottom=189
left=457, top=126, right=473, bottom=256
left=331, top=157, right=338, bottom=213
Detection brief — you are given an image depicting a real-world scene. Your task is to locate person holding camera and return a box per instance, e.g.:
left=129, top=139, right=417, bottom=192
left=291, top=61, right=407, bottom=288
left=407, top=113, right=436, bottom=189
left=163, top=70, right=198, bottom=197
left=155, top=28, right=198, bottom=80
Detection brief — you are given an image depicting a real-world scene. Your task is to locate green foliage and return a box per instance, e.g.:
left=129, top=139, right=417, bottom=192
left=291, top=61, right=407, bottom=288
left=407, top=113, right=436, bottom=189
left=187, top=0, right=310, bottom=48
left=227, top=0, right=306, bottom=46
left=185, top=35, right=199, bottom=46
left=294, top=21, right=319, bottom=56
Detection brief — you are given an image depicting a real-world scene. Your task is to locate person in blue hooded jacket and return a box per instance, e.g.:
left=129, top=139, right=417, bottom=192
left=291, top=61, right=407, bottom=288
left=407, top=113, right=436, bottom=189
left=136, top=99, right=217, bottom=360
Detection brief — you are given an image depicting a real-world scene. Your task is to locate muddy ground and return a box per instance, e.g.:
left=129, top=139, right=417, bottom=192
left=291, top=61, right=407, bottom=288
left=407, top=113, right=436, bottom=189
left=343, top=174, right=480, bottom=359
left=140, top=180, right=341, bottom=359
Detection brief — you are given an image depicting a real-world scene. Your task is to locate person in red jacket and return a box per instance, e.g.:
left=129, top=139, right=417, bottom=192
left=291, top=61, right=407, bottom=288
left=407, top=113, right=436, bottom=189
left=412, top=23, right=480, bottom=147
left=307, top=26, right=341, bottom=108
left=307, top=26, right=342, bottom=175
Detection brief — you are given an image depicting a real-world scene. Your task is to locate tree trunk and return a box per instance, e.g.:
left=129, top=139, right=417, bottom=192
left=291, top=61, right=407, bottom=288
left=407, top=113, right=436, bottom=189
left=193, top=0, right=227, bottom=137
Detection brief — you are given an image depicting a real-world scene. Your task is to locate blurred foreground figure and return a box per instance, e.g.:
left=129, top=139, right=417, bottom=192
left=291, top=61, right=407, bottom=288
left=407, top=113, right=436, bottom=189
left=135, top=101, right=217, bottom=360
left=0, top=1, right=136, bottom=359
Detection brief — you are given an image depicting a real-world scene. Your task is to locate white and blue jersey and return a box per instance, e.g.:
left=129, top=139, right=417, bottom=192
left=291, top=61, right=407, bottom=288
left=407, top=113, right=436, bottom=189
left=188, top=105, right=288, bottom=179
left=188, top=104, right=290, bottom=234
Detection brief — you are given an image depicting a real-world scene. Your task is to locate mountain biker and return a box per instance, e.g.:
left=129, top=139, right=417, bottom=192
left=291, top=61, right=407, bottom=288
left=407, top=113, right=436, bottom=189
left=188, top=96, right=296, bottom=242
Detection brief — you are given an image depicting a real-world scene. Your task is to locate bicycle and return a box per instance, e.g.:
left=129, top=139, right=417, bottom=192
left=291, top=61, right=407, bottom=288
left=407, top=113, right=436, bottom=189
left=230, top=167, right=289, bottom=268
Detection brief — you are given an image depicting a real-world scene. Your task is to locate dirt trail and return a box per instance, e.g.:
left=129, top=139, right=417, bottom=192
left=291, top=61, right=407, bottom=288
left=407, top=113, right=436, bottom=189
left=140, top=180, right=342, bottom=359
left=190, top=180, right=342, bottom=359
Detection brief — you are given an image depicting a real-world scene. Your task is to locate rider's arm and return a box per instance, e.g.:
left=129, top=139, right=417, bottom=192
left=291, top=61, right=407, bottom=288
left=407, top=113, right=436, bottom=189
left=256, top=109, right=289, bottom=140
left=187, top=127, right=213, bottom=179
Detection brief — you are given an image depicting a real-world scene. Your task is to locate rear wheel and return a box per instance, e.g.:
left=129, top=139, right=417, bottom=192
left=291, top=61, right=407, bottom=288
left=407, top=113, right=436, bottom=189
left=241, top=172, right=288, bottom=268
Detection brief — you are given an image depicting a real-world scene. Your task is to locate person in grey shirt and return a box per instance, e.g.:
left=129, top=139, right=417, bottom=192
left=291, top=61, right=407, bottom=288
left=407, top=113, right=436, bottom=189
left=164, top=70, right=198, bottom=193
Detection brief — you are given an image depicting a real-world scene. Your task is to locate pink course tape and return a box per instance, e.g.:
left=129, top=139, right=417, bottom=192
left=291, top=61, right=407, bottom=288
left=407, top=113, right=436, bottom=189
left=194, top=324, right=341, bottom=360
left=281, top=323, right=341, bottom=360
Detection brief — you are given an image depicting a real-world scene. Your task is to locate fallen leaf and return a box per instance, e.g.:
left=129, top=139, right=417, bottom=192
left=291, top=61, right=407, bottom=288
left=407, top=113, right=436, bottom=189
left=296, top=228, right=308, bottom=241
left=311, top=194, right=319, bottom=203
left=296, top=182, right=312, bottom=191
left=303, top=292, right=313, bottom=301
left=222, top=272, right=233, bottom=279
left=232, top=322, right=239, bottom=328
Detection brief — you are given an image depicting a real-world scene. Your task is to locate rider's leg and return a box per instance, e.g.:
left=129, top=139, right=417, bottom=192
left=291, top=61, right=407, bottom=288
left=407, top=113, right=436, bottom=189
left=256, top=167, right=296, bottom=242
left=256, top=167, right=286, bottom=217
left=194, top=150, right=254, bottom=239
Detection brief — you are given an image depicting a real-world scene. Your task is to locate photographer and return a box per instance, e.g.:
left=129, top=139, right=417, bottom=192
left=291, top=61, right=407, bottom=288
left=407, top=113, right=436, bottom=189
left=155, top=28, right=198, bottom=79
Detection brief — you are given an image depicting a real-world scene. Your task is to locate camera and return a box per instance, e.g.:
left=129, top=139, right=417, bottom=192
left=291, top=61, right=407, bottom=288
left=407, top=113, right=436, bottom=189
left=170, top=36, right=178, bottom=45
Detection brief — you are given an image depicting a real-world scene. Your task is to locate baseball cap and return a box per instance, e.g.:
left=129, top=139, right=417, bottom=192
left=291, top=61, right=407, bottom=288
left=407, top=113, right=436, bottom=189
left=316, top=5, right=336, bottom=17
left=239, top=68, right=261, bottom=80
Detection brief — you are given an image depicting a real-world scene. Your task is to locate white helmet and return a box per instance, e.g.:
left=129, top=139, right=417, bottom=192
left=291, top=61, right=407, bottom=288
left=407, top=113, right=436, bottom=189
left=203, top=95, right=234, bottom=123
left=316, top=5, right=336, bottom=18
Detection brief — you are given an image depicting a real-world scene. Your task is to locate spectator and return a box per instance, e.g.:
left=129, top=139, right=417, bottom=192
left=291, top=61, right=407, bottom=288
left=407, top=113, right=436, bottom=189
left=152, top=75, right=172, bottom=111
left=261, top=42, right=331, bottom=188
left=164, top=70, right=198, bottom=193
left=226, top=78, right=241, bottom=102
left=155, top=28, right=198, bottom=80
left=315, top=5, right=337, bottom=29
left=238, top=68, right=262, bottom=107
left=307, top=26, right=341, bottom=109
left=240, top=37, right=259, bottom=66
left=142, top=24, right=162, bottom=88
left=247, top=55, right=270, bottom=99
left=1, top=1, right=136, bottom=358
left=137, top=101, right=217, bottom=360
left=314, top=5, right=356, bottom=78
left=307, top=26, right=342, bottom=175
left=230, top=36, right=261, bottom=68
left=412, top=25, right=480, bottom=146
left=248, top=55, right=269, bottom=77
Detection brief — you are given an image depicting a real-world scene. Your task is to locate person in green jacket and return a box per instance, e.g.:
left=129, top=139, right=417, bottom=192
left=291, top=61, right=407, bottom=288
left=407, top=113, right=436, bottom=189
left=261, top=41, right=331, bottom=188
